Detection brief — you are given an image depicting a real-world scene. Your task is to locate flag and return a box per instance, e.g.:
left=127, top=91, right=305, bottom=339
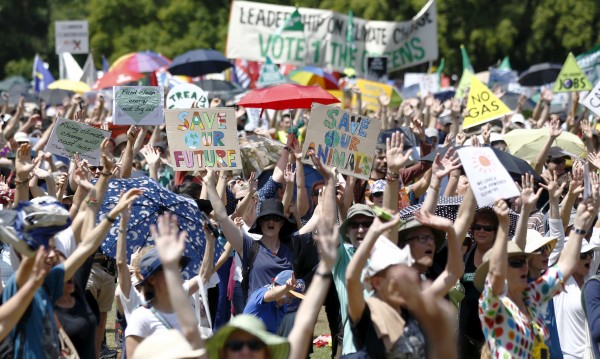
left=60, top=53, right=83, bottom=81
left=102, top=55, right=110, bottom=73
left=32, top=55, right=55, bottom=93
left=435, top=58, right=445, bottom=87
left=346, top=10, right=355, bottom=68
left=498, top=56, right=511, bottom=71
left=232, top=59, right=260, bottom=89
left=80, top=53, right=97, bottom=87
left=460, top=44, right=473, bottom=72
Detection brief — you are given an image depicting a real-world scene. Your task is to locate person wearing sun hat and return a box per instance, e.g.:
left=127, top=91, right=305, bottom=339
left=206, top=314, right=290, bottom=359
left=524, top=229, right=558, bottom=280
left=476, top=198, right=598, bottom=358
left=368, top=179, right=385, bottom=207
left=132, top=329, right=206, bottom=359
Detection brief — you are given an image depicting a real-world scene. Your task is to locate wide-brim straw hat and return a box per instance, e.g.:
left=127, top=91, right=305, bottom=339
left=474, top=241, right=529, bottom=292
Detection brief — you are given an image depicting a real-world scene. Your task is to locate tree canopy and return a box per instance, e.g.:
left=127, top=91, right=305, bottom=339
left=1, top=0, right=599, bottom=79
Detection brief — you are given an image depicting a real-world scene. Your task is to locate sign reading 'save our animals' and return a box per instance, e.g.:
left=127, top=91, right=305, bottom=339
left=302, top=103, right=380, bottom=180
left=45, top=118, right=111, bottom=165
left=457, top=146, right=519, bottom=207
left=166, top=83, right=209, bottom=109
left=165, top=108, right=241, bottom=171
left=113, top=86, right=164, bottom=125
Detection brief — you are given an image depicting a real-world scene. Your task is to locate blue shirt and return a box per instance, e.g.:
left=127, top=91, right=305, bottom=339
left=3, top=264, right=65, bottom=359
left=242, top=233, right=293, bottom=298
left=243, top=286, right=286, bottom=333
left=583, top=277, right=600, bottom=359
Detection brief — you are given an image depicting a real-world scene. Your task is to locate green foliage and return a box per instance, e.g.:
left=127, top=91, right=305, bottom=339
left=0, top=0, right=599, bottom=79
left=4, top=59, right=34, bottom=79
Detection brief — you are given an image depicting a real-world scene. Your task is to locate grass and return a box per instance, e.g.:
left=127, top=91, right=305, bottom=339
left=106, top=306, right=333, bottom=358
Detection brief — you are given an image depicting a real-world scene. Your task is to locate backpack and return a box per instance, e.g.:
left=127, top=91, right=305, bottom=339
left=240, top=240, right=261, bottom=304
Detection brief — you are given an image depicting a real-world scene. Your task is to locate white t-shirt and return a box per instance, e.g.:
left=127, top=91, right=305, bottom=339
left=554, top=276, right=586, bottom=359
left=233, top=253, right=243, bottom=282
left=55, top=227, right=77, bottom=258
left=118, top=285, right=144, bottom=323
left=125, top=306, right=181, bottom=339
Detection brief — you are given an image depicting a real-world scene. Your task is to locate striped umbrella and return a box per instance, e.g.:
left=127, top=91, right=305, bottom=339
left=288, top=66, right=339, bottom=90
left=110, top=51, right=171, bottom=73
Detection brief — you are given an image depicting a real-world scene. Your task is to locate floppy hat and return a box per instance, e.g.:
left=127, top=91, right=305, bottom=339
left=248, top=198, right=295, bottom=235
left=524, top=229, right=557, bottom=254
left=13, top=132, right=30, bottom=143
left=138, top=247, right=190, bottom=284
left=364, top=235, right=414, bottom=290
left=339, top=204, right=375, bottom=243
left=206, top=314, right=290, bottom=359
left=473, top=240, right=528, bottom=292
left=397, top=218, right=446, bottom=249
left=272, top=269, right=306, bottom=299
left=133, top=329, right=206, bottom=359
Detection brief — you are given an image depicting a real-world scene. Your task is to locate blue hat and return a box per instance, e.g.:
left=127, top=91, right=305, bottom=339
left=370, top=179, right=386, bottom=194
left=138, top=248, right=190, bottom=284
left=273, top=270, right=306, bottom=298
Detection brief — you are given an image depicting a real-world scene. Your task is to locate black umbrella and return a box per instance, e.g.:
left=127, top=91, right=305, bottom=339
left=518, top=63, right=562, bottom=87
left=168, top=49, right=233, bottom=77
left=499, top=92, right=536, bottom=111
left=193, top=79, right=245, bottom=102
left=39, top=89, right=74, bottom=106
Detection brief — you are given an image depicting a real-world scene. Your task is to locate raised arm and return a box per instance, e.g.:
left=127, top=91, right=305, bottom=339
left=422, top=148, right=461, bottom=214
left=292, top=138, right=309, bottom=217
left=152, top=213, right=204, bottom=350
left=561, top=163, right=584, bottom=231
left=487, top=199, right=511, bottom=296
left=541, top=171, right=566, bottom=266
left=453, top=187, right=477, bottom=244
left=513, top=174, right=542, bottom=250
left=116, top=203, right=133, bottom=299
left=199, top=222, right=216, bottom=285
left=533, top=117, right=561, bottom=174
left=201, top=169, right=243, bottom=256
left=120, top=125, right=140, bottom=179
left=281, top=163, right=295, bottom=215
left=140, top=144, right=160, bottom=181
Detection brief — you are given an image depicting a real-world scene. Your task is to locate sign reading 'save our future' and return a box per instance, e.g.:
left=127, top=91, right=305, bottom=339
left=227, top=0, right=437, bottom=74
left=302, top=104, right=380, bottom=180
left=165, top=108, right=241, bottom=171
left=45, top=118, right=111, bottom=165
left=113, top=86, right=164, bottom=125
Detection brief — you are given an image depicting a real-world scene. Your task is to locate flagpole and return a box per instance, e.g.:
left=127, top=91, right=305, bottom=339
left=59, top=53, right=64, bottom=80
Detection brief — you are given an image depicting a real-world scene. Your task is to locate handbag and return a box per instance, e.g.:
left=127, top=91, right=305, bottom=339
left=54, top=314, right=80, bottom=359
left=195, top=277, right=213, bottom=339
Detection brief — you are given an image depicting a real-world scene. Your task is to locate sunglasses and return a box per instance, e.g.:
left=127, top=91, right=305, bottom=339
left=348, top=221, right=372, bottom=230
left=371, top=192, right=383, bottom=198
left=548, top=158, right=566, bottom=165
left=89, top=166, right=104, bottom=172
left=473, top=224, right=496, bottom=232
left=508, top=258, right=528, bottom=268
left=534, top=244, right=551, bottom=255
left=406, top=234, right=436, bottom=244
left=261, top=214, right=283, bottom=223
left=224, top=339, right=265, bottom=352
left=580, top=251, right=595, bottom=260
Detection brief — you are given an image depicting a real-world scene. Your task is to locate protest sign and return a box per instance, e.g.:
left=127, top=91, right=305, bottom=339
left=165, top=108, right=241, bottom=171
left=354, top=78, right=394, bottom=112
left=55, top=20, right=89, bottom=54
left=301, top=103, right=381, bottom=180
left=553, top=53, right=592, bottom=93
left=256, top=57, right=287, bottom=88
left=457, top=147, right=519, bottom=207
left=113, top=86, right=164, bottom=125
left=45, top=118, right=111, bottom=165
left=166, top=83, right=209, bottom=109
left=366, top=57, right=388, bottom=82
left=226, top=0, right=438, bottom=74
left=462, top=76, right=511, bottom=129
left=455, top=69, right=473, bottom=99
left=403, top=73, right=438, bottom=96
left=577, top=45, right=600, bottom=86
left=580, top=80, right=600, bottom=116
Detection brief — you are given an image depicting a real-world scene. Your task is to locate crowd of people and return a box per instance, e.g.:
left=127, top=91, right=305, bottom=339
left=0, top=74, right=599, bottom=359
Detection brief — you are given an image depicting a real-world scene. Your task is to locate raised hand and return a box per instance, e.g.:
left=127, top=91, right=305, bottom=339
left=539, top=170, right=566, bottom=203
left=481, top=124, right=491, bottom=144
left=581, top=119, right=593, bottom=140
left=411, top=116, right=425, bottom=140
left=141, top=144, right=161, bottom=168
left=314, top=226, right=339, bottom=270
left=16, top=144, right=39, bottom=182
left=442, top=132, right=455, bottom=148
left=549, top=116, right=562, bottom=138
left=378, top=94, right=390, bottom=107
left=151, top=213, right=187, bottom=267
left=100, top=138, right=115, bottom=173
left=587, top=151, right=600, bottom=170
left=113, top=188, right=143, bottom=214
left=415, top=209, right=452, bottom=230
left=386, top=131, right=413, bottom=173
left=248, top=172, right=258, bottom=193
left=455, top=132, right=466, bottom=147
left=432, top=147, right=461, bottom=179
left=127, top=125, right=141, bottom=143
left=492, top=199, right=509, bottom=225
left=518, top=173, right=542, bottom=209
left=542, top=89, right=553, bottom=103
left=283, top=162, right=296, bottom=183
left=198, top=168, right=216, bottom=188
left=309, top=151, right=335, bottom=182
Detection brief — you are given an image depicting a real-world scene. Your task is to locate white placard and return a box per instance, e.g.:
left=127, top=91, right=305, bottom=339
left=166, top=83, right=209, bottom=109
left=457, top=147, right=519, bottom=207
left=45, top=118, right=111, bottom=166
left=581, top=80, right=600, bottom=117
left=55, top=20, right=89, bottom=54
left=113, top=86, right=164, bottom=125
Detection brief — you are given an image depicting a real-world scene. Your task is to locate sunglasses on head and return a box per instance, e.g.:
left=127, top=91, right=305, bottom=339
left=261, top=214, right=282, bottom=223
left=508, top=258, right=528, bottom=268
left=581, top=251, right=595, bottom=260
left=348, top=221, right=372, bottom=230
left=473, top=224, right=496, bottom=232
left=224, top=339, right=266, bottom=352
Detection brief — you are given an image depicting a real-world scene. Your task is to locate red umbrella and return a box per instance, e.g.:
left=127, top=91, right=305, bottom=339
left=93, top=65, right=145, bottom=90
left=237, top=83, right=340, bottom=110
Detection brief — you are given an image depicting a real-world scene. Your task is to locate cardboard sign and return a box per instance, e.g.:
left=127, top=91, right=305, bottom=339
left=553, top=53, right=592, bottom=93
left=462, top=76, right=512, bottom=129
left=366, top=57, right=388, bottom=82
left=45, top=118, right=111, bottom=165
left=457, top=147, right=519, bottom=207
left=581, top=80, right=600, bottom=116
left=301, top=103, right=381, bottom=180
left=354, top=79, right=394, bottom=112
left=257, top=57, right=287, bottom=88
left=55, top=20, right=89, bottom=54
left=226, top=0, right=438, bottom=74
left=165, top=108, right=241, bottom=171
left=113, top=86, right=164, bottom=125
left=166, top=83, right=209, bottom=109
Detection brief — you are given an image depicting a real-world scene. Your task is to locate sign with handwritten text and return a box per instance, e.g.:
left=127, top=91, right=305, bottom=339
left=113, top=86, right=164, bottom=125
left=166, top=83, right=209, bottom=109
left=165, top=108, right=241, bottom=171
left=45, top=118, right=111, bottom=165
left=301, top=103, right=381, bottom=180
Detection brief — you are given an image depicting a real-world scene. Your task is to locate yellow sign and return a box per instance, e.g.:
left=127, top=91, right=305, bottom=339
left=553, top=52, right=592, bottom=93
left=354, top=79, right=394, bottom=112
left=463, top=76, right=512, bottom=129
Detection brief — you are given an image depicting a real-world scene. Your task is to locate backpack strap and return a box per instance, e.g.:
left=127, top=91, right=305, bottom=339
left=241, top=240, right=261, bottom=303
left=150, top=307, right=173, bottom=329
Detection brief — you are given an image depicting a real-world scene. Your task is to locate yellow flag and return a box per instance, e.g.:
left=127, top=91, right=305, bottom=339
left=463, top=76, right=512, bottom=129
left=553, top=52, right=592, bottom=93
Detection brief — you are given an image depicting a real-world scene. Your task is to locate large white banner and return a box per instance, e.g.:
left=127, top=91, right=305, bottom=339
left=226, top=0, right=437, bottom=74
